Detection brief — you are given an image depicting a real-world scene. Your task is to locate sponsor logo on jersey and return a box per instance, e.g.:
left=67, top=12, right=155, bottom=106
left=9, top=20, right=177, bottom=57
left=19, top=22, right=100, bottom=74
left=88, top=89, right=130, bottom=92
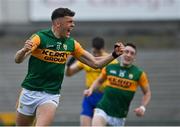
left=110, top=70, right=117, bottom=74
left=107, top=75, right=137, bottom=91
left=108, top=76, right=132, bottom=88
left=32, top=48, right=71, bottom=64
left=46, top=44, right=55, bottom=48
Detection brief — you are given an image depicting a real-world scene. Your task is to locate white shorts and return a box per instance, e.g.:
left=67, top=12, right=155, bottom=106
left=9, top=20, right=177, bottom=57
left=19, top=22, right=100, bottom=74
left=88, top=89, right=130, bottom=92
left=17, top=88, right=60, bottom=116
left=94, top=108, right=126, bottom=126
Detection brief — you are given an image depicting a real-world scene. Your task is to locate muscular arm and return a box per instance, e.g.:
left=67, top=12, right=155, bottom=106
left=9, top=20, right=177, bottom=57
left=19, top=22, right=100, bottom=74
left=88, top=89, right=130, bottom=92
left=140, top=84, right=151, bottom=107
left=134, top=72, right=151, bottom=117
left=15, top=35, right=40, bottom=64
left=14, top=40, right=33, bottom=63
left=77, top=50, right=115, bottom=69
left=74, top=42, right=124, bottom=69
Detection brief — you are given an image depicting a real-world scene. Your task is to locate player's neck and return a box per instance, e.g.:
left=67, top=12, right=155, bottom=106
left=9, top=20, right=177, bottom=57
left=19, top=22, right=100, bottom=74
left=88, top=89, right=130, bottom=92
left=51, top=27, right=61, bottom=38
left=120, top=62, right=132, bottom=68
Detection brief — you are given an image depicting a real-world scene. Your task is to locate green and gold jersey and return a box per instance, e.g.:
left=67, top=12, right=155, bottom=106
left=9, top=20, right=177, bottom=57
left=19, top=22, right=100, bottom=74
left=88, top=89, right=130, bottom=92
left=76, top=54, right=118, bottom=91
left=21, top=29, right=84, bottom=94
left=97, top=63, right=149, bottom=118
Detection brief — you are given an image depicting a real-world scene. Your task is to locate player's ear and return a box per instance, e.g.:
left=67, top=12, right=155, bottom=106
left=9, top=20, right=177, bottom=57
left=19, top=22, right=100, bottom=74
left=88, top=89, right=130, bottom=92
left=52, top=19, right=61, bottom=27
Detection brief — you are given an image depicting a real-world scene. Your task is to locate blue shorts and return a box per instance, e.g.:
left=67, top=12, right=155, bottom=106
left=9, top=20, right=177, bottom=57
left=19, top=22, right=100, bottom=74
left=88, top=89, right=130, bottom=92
left=81, top=91, right=103, bottom=118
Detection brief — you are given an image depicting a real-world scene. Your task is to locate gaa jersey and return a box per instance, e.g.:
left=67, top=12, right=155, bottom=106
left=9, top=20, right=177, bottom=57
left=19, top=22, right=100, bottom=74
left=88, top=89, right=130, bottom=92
left=97, top=63, right=149, bottom=118
left=21, top=29, right=84, bottom=94
left=76, top=55, right=118, bottom=91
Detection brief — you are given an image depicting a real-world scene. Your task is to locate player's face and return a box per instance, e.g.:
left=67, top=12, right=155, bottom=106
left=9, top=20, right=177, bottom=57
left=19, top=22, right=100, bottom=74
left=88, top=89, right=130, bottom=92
left=121, top=46, right=136, bottom=66
left=57, top=16, right=75, bottom=38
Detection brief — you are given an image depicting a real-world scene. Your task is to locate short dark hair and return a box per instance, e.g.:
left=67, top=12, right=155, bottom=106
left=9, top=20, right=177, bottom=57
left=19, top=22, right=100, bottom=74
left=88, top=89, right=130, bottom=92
left=51, top=8, right=75, bottom=20
left=125, top=43, right=137, bottom=51
left=92, top=37, right=105, bottom=50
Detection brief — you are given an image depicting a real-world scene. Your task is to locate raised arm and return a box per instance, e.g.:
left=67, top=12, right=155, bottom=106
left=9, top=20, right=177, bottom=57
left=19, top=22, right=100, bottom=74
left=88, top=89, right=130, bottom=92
left=14, top=35, right=40, bottom=63
left=76, top=42, right=124, bottom=69
left=15, top=40, right=33, bottom=63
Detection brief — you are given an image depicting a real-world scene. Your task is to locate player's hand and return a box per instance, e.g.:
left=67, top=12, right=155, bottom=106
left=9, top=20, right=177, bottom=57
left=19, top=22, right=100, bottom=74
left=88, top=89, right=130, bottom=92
left=134, top=106, right=146, bottom=117
left=22, top=40, right=33, bottom=52
left=83, top=89, right=93, bottom=97
left=112, top=42, right=125, bottom=58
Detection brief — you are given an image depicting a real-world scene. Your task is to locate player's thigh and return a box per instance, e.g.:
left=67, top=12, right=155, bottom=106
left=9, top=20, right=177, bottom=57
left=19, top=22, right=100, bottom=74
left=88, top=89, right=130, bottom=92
left=92, top=114, right=106, bottom=126
left=16, top=111, right=34, bottom=126
left=92, top=108, right=107, bottom=126
left=35, top=102, right=57, bottom=126
left=36, top=91, right=60, bottom=126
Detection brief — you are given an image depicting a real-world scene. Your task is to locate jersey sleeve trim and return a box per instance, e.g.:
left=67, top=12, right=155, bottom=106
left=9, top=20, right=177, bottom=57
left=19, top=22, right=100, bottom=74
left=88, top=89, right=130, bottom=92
left=138, top=72, right=149, bottom=88
left=72, top=41, right=85, bottom=58
left=101, top=67, right=107, bottom=80
left=30, top=34, right=41, bottom=52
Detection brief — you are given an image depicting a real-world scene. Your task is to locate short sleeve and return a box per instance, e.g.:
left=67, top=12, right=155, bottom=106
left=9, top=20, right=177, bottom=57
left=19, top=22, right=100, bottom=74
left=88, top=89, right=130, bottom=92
left=100, top=67, right=107, bottom=80
left=138, top=72, right=149, bottom=88
left=30, top=34, right=41, bottom=51
left=72, top=41, right=85, bottom=58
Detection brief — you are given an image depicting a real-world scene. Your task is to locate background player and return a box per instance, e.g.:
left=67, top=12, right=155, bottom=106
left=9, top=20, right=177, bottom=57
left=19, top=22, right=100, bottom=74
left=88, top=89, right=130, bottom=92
left=66, top=37, right=118, bottom=126
left=84, top=43, right=151, bottom=126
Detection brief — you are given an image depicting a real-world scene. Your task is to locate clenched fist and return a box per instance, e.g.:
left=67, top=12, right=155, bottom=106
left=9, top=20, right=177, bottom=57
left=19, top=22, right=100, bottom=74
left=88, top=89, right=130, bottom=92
left=112, top=42, right=125, bottom=58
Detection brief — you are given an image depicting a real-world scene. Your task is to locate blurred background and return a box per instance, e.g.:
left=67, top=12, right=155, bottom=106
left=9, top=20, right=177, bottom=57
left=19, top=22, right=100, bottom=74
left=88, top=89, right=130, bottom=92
left=0, top=0, right=180, bottom=126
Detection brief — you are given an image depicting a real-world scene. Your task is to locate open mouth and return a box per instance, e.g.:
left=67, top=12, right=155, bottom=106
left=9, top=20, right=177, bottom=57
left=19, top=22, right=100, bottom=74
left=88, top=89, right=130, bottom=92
left=65, top=26, right=74, bottom=37
left=66, top=29, right=71, bottom=37
left=124, top=57, right=131, bottom=62
left=67, top=29, right=71, bottom=32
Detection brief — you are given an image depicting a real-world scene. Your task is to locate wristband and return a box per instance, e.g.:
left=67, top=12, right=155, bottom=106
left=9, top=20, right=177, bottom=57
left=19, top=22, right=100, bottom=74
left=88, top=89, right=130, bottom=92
left=140, top=105, right=146, bottom=112
left=112, top=51, right=119, bottom=58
